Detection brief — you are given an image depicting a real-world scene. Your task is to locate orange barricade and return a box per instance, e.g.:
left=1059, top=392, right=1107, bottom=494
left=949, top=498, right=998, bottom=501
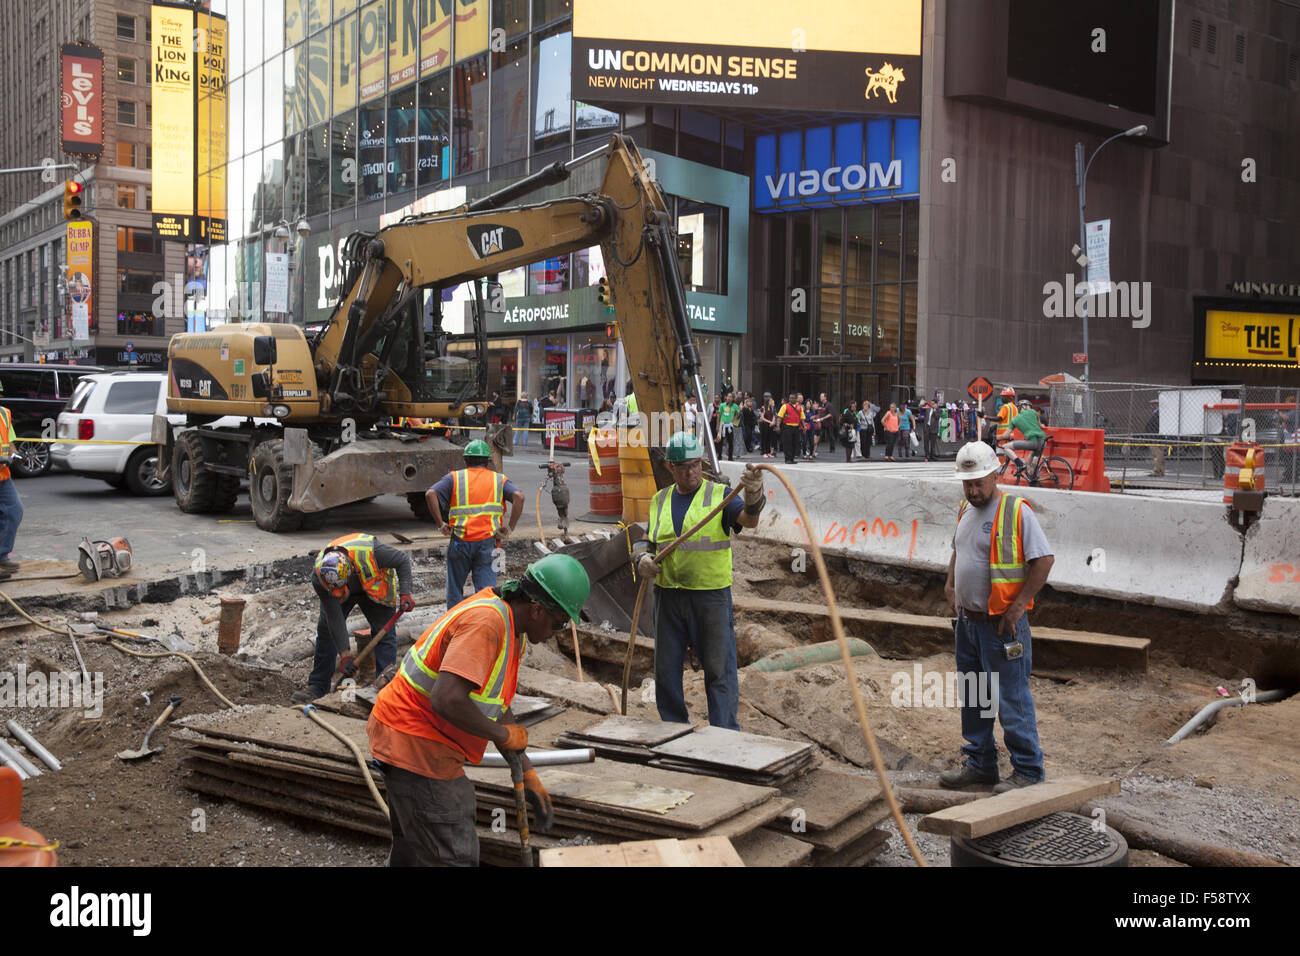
left=1, top=767, right=57, bottom=867
left=586, top=428, right=622, bottom=520
left=998, top=427, right=1110, bottom=492
left=1223, top=443, right=1265, bottom=504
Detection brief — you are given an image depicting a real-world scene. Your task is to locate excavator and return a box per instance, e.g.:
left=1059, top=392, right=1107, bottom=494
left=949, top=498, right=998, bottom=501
left=156, top=133, right=718, bottom=533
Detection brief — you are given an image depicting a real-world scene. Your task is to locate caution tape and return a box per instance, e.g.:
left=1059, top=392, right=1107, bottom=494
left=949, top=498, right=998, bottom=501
left=13, top=437, right=149, bottom=446
left=0, top=836, right=59, bottom=852
left=1103, top=440, right=1300, bottom=449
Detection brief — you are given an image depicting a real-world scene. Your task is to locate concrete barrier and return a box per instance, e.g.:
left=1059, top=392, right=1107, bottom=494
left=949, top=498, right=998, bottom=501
left=721, top=462, right=1242, bottom=614
left=1234, top=497, right=1300, bottom=618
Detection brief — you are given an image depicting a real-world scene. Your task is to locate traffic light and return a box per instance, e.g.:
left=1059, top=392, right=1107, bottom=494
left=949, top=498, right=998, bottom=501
left=605, top=322, right=619, bottom=340
left=597, top=275, right=611, bottom=309
left=63, top=180, right=83, bottom=220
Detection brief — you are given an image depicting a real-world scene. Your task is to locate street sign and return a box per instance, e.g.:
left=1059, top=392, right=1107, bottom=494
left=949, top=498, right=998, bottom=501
left=1073, top=352, right=1088, bottom=364
left=967, top=376, right=994, bottom=401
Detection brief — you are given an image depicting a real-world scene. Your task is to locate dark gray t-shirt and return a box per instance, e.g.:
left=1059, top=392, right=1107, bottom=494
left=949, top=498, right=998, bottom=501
left=952, top=494, right=1052, bottom=612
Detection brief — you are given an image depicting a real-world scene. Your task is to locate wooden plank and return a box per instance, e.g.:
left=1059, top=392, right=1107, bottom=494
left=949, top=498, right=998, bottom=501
left=789, top=799, right=890, bottom=853
left=650, top=725, right=813, bottom=773
left=539, top=836, right=743, bottom=867
left=572, top=716, right=695, bottom=747
left=731, top=828, right=815, bottom=867
left=184, top=773, right=392, bottom=840
left=815, top=827, right=889, bottom=868
left=776, top=768, right=881, bottom=832
left=917, top=776, right=1121, bottom=838
left=181, top=706, right=370, bottom=761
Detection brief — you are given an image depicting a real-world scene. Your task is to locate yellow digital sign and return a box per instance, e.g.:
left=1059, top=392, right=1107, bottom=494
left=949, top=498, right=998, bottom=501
left=1205, top=310, right=1300, bottom=363
left=151, top=4, right=196, bottom=230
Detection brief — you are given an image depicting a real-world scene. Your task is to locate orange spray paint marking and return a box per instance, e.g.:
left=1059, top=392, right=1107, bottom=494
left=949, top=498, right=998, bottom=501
left=906, top=519, right=919, bottom=562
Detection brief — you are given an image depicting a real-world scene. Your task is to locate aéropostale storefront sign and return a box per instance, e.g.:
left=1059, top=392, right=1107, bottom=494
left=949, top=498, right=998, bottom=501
left=484, top=286, right=742, bottom=336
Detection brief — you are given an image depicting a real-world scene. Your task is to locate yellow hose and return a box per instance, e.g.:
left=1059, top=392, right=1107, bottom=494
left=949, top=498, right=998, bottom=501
left=303, top=705, right=389, bottom=820
left=107, top=641, right=238, bottom=710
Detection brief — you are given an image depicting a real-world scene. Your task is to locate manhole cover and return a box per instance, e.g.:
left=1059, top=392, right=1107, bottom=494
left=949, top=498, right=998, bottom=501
left=951, top=811, right=1129, bottom=867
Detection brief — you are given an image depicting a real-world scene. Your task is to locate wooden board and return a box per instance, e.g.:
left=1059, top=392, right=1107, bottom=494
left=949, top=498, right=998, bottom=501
left=815, top=827, right=889, bottom=868
left=573, top=716, right=695, bottom=747
left=775, top=768, right=882, bottom=832
left=650, top=725, right=813, bottom=773
left=184, top=772, right=392, bottom=840
left=917, top=776, right=1121, bottom=838
left=799, top=800, right=891, bottom=853
left=181, top=707, right=370, bottom=762
left=731, top=828, right=815, bottom=867
left=539, top=836, right=743, bottom=867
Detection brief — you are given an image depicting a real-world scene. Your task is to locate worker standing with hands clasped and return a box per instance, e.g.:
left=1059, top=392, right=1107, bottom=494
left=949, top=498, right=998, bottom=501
left=426, top=440, right=524, bottom=608
left=294, top=533, right=416, bottom=703
left=941, top=443, right=1054, bottom=793
left=367, top=554, right=590, bottom=866
left=636, top=432, right=764, bottom=730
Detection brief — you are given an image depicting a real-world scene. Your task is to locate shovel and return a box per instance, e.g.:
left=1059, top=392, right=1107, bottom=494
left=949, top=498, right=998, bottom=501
left=117, top=696, right=183, bottom=762
left=331, top=608, right=405, bottom=692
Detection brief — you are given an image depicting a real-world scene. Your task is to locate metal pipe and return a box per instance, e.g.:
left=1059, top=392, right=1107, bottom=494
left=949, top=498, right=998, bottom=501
left=5, top=720, right=61, bottom=772
left=476, top=748, right=595, bottom=768
left=1166, top=688, right=1292, bottom=744
left=0, top=738, right=40, bottom=778
left=0, top=751, right=30, bottom=780
left=564, top=141, right=613, bottom=171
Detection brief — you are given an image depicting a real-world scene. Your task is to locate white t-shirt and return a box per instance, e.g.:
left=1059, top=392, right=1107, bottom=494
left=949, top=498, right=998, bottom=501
left=952, top=493, right=1053, bottom=612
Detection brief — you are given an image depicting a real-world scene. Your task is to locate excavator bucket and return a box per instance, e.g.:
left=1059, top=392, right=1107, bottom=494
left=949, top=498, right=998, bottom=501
left=551, top=525, right=655, bottom=639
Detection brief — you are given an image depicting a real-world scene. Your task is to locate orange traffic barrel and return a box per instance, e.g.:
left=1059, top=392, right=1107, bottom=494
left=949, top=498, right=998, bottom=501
left=584, top=428, right=623, bottom=522
left=1224, top=443, right=1266, bottom=504
left=0, top=767, right=58, bottom=866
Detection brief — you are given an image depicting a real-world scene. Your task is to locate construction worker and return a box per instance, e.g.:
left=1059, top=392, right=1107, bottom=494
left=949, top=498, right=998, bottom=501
left=294, top=533, right=416, bottom=703
left=941, top=442, right=1054, bottom=792
left=367, top=553, right=590, bottom=866
left=0, top=403, right=22, bottom=580
left=426, top=440, right=524, bottom=608
left=636, top=432, right=764, bottom=729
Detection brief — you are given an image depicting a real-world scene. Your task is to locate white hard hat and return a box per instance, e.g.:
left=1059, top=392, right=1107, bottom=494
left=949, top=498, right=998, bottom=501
left=954, top=442, right=1000, bottom=480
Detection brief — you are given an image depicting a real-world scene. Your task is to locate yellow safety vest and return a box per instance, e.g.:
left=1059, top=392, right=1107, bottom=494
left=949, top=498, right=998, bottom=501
left=958, top=494, right=1034, bottom=615
left=315, top=533, right=398, bottom=606
left=0, top=407, right=13, bottom=482
left=649, top=480, right=733, bottom=590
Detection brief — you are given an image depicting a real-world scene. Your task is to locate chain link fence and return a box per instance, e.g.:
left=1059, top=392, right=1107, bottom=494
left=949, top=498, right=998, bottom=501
left=1047, top=381, right=1300, bottom=495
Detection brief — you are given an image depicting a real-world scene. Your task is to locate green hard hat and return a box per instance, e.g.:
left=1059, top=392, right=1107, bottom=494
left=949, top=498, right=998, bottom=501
left=525, top=553, right=590, bottom=623
left=666, top=431, right=703, bottom=463
left=464, top=439, right=492, bottom=459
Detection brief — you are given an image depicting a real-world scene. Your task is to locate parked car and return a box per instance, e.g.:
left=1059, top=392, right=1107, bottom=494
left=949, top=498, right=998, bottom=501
left=51, top=370, right=182, bottom=496
left=0, top=363, right=104, bottom=477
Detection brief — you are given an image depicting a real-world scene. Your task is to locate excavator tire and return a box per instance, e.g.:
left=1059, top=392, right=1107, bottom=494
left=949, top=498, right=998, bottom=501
left=210, top=474, right=242, bottom=514
left=407, top=491, right=434, bottom=522
left=249, top=439, right=304, bottom=532
left=173, top=431, right=219, bottom=513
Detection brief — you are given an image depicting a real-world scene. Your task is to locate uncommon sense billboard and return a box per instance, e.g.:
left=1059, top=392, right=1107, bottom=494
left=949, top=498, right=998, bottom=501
left=572, top=0, right=921, bottom=114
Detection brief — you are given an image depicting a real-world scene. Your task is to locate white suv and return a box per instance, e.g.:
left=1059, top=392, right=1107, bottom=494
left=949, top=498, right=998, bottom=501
left=52, top=371, right=182, bottom=495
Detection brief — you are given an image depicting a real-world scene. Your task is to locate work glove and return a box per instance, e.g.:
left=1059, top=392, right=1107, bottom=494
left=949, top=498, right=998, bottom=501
left=337, top=654, right=357, bottom=678
left=499, top=723, right=528, bottom=752
left=496, top=525, right=511, bottom=541
left=636, top=553, right=659, bottom=581
left=398, top=593, right=415, bottom=613
left=0, top=456, right=11, bottom=467
left=439, top=521, right=453, bottom=536
left=740, top=465, right=765, bottom=506
left=522, top=768, right=555, bottom=834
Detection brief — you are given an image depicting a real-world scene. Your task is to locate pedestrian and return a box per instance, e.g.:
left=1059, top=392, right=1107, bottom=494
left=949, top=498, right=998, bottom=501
left=941, top=442, right=1054, bottom=792
left=0, top=402, right=24, bottom=580
left=741, top=396, right=757, bottom=454
left=858, top=400, right=877, bottom=459
left=514, top=392, right=531, bottom=446
left=819, top=393, right=836, bottom=453
left=898, top=402, right=915, bottom=458
left=367, top=553, right=590, bottom=866
left=487, top=391, right=505, bottom=425
left=801, top=397, right=815, bottom=459
left=759, top=397, right=777, bottom=458
left=882, top=403, right=900, bottom=461
left=719, top=390, right=739, bottom=461
left=923, top=400, right=941, bottom=459
left=426, top=440, right=525, bottom=608
left=637, top=432, right=765, bottom=729
left=841, top=401, right=859, bottom=462
left=293, top=532, right=416, bottom=703
left=777, top=393, right=802, bottom=463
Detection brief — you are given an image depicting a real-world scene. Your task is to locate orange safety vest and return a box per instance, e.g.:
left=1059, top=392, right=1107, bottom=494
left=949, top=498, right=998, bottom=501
left=0, top=407, right=13, bottom=482
left=778, top=403, right=802, bottom=427
left=995, top=403, right=1015, bottom=439
left=448, top=467, right=505, bottom=541
left=958, top=494, right=1035, bottom=615
left=315, top=533, right=398, bottom=606
left=370, top=588, right=520, bottom=763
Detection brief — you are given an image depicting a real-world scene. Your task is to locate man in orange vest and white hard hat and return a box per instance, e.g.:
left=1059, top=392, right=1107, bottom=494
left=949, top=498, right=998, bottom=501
left=426, top=440, right=524, bottom=608
left=367, top=552, right=590, bottom=866
left=940, top=442, right=1054, bottom=794
left=0, top=404, right=23, bottom=580
left=292, top=533, right=416, bottom=703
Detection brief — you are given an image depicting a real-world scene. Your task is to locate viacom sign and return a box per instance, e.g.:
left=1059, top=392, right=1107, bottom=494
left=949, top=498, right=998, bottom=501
left=754, top=118, right=919, bottom=212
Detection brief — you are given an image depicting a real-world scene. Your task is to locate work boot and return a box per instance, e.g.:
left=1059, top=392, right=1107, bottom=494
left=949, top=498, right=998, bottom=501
left=290, top=689, right=321, bottom=704
left=939, top=764, right=998, bottom=789
left=0, top=558, right=19, bottom=572
left=992, top=772, right=1042, bottom=794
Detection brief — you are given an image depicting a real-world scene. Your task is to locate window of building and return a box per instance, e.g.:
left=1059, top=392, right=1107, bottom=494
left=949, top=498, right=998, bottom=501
left=118, top=270, right=164, bottom=297
left=331, top=113, right=357, bottom=210
left=307, top=31, right=330, bottom=127
left=678, top=109, right=721, bottom=166
left=145, top=187, right=152, bottom=210
left=117, top=226, right=163, bottom=255
left=490, top=39, right=529, bottom=174
left=333, top=13, right=358, bottom=117
left=116, top=14, right=135, bottom=40
left=528, top=256, right=569, bottom=295
left=306, top=124, right=331, bottom=217
left=145, top=103, right=151, bottom=125
left=118, top=57, right=136, bottom=83
left=494, top=0, right=530, bottom=39
left=532, top=27, right=570, bottom=162
left=283, top=132, right=306, bottom=220
left=418, top=71, right=450, bottom=186
left=359, top=100, right=386, bottom=201
left=145, top=145, right=152, bottom=169
left=675, top=198, right=726, bottom=295
left=116, top=142, right=137, bottom=167
left=532, top=0, right=571, bottom=29
left=117, top=312, right=160, bottom=336
left=527, top=335, right=569, bottom=407
left=117, top=185, right=137, bottom=209
left=453, top=55, right=488, bottom=175
left=387, top=84, right=417, bottom=195
left=118, top=100, right=136, bottom=126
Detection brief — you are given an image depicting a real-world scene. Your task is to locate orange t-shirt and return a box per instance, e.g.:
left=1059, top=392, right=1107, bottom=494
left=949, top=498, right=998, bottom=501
left=368, top=594, right=512, bottom=780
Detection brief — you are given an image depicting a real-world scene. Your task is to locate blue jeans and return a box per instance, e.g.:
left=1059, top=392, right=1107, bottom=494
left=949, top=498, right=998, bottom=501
left=953, top=610, right=1044, bottom=781
left=0, top=479, right=22, bottom=561
left=446, top=537, right=498, bottom=608
left=309, top=594, right=398, bottom=697
left=516, top=422, right=529, bottom=445
left=653, top=585, right=739, bottom=730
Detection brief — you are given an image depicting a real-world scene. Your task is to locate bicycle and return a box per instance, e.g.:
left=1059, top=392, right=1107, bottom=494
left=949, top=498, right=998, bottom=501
left=996, top=438, right=1075, bottom=490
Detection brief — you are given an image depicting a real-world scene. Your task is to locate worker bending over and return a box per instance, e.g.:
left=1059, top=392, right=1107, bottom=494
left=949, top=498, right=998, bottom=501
left=637, top=432, right=764, bottom=730
left=426, top=440, right=524, bottom=608
left=294, top=533, right=415, bottom=703
left=367, top=554, right=590, bottom=866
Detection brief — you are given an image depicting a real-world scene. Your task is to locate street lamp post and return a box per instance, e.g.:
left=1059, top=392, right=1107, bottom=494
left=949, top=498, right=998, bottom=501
left=1074, top=124, right=1148, bottom=385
